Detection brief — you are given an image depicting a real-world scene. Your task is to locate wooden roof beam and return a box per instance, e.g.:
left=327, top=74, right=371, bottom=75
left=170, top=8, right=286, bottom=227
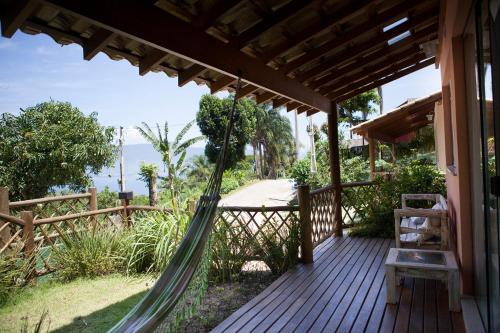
left=178, top=64, right=207, bottom=87
left=273, top=97, right=289, bottom=109
left=1, top=0, right=38, bottom=38
left=262, top=0, right=374, bottom=63
left=256, top=92, right=275, bottom=104
left=211, top=76, right=237, bottom=94
left=197, top=0, right=244, bottom=30
left=287, top=102, right=301, bottom=111
left=322, top=52, right=427, bottom=95
left=333, top=58, right=435, bottom=102
left=83, top=28, right=115, bottom=60
left=43, top=0, right=331, bottom=112
left=296, top=18, right=438, bottom=83
left=139, top=49, right=168, bottom=76
left=236, top=0, right=314, bottom=48
left=280, top=0, right=431, bottom=74
left=297, top=105, right=311, bottom=114
left=236, top=84, right=259, bottom=99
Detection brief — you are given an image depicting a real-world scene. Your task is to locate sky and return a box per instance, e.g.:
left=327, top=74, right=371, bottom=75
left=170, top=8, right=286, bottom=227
left=0, top=31, right=442, bottom=150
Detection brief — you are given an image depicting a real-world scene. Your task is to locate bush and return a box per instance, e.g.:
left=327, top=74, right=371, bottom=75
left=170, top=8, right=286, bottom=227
left=0, top=254, right=32, bottom=305
left=53, top=229, right=127, bottom=280
left=126, top=211, right=190, bottom=273
left=97, top=186, right=118, bottom=209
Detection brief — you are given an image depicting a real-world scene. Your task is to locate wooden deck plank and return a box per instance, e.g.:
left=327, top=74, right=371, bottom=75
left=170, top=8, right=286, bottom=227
left=210, top=237, right=465, bottom=333
left=423, top=279, right=438, bottom=333
left=334, top=239, right=392, bottom=332
left=268, top=238, right=378, bottom=332
left=318, top=239, right=391, bottom=332
left=210, top=236, right=342, bottom=333
left=238, top=237, right=370, bottom=332
left=409, top=278, right=425, bottom=333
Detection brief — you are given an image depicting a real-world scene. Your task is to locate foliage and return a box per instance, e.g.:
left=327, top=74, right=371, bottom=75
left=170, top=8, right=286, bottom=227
left=220, top=160, right=256, bottom=195
left=138, top=162, right=159, bottom=206
left=53, top=228, right=127, bottom=280
left=136, top=120, right=203, bottom=211
left=0, top=101, right=116, bottom=200
left=197, top=94, right=256, bottom=168
left=349, top=159, right=446, bottom=238
left=338, top=89, right=380, bottom=128
left=0, top=253, right=32, bottom=305
left=97, top=186, right=119, bottom=209
left=126, top=211, right=190, bottom=273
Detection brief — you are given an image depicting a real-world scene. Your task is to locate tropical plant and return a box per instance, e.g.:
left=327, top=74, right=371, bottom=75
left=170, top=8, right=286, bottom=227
left=97, top=186, right=119, bottom=209
left=0, top=253, right=32, bottom=305
left=138, top=162, right=159, bottom=206
left=53, top=228, right=127, bottom=280
left=0, top=101, right=116, bottom=200
left=338, top=89, right=380, bottom=137
left=197, top=94, right=256, bottom=168
left=136, top=120, right=203, bottom=211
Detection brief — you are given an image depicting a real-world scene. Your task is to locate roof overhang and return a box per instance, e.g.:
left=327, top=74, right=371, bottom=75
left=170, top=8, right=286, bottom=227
left=351, top=90, right=442, bottom=143
left=0, top=0, right=440, bottom=114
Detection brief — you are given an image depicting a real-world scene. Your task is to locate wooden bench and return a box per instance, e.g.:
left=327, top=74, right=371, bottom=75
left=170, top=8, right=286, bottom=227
left=394, top=194, right=449, bottom=250
left=385, top=248, right=460, bottom=312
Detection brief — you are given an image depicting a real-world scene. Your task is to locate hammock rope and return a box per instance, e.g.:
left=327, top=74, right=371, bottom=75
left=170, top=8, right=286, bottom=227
left=108, top=75, right=243, bottom=333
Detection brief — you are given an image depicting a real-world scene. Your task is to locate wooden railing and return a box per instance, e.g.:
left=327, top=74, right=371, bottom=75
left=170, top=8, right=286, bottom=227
left=308, top=185, right=337, bottom=248
left=213, top=206, right=301, bottom=270
left=341, top=181, right=382, bottom=227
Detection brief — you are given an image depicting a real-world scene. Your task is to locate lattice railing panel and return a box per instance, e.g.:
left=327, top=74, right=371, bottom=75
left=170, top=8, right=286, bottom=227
left=213, top=206, right=300, bottom=274
left=341, top=181, right=382, bottom=227
left=9, top=194, right=91, bottom=220
left=0, top=215, right=25, bottom=255
left=310, top=185, right=337, bottom=247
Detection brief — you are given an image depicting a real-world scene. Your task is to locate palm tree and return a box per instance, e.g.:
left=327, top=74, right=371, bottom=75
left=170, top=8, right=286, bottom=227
left=138, top=162, right=159, bottom=206
left=136, top=120, right=204, bottom=211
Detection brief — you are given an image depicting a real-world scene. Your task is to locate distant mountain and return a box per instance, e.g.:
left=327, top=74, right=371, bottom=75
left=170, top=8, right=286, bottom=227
left=92, top=144, right=204, bottom=195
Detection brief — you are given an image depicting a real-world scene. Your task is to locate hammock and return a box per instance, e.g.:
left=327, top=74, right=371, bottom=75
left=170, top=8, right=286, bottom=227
left=109, top=77, right=242, bottom=333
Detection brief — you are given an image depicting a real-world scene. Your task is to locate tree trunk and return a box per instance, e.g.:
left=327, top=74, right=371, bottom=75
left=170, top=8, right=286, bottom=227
left=258, top=142, right=265, bottom=178
left=149, top=175, right=158, bottom=206
left=253, top=142, right=262, bottom=179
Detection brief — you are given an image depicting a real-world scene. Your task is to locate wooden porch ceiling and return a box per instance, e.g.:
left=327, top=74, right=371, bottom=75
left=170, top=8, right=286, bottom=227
left=351, top=90, right=442, bottom=143
left=0, top=0, right=440, bottom=114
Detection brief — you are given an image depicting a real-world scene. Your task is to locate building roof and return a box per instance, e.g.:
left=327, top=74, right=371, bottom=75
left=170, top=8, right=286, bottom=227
left=0, top=0, right=440, bottom=114
left=350, top=90, right=442, bottom=143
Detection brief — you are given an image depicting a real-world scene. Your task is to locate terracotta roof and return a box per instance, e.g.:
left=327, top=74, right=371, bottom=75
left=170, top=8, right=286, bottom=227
left=0, top=0, right=440, bottom=114
left=350, top=90, right=442, bottom=143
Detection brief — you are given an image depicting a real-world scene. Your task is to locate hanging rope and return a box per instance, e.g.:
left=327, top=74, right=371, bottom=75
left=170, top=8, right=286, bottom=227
left=108, top=75, right=243, bottom=333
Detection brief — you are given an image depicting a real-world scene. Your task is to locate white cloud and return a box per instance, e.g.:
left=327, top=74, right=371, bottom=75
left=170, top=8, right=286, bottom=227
left=0, top=40, right=14, bottom=49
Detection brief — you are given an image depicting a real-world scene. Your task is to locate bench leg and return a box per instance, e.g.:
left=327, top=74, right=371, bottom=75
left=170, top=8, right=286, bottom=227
left=448, top=270, right=460, bottom=312
left=386, top=266, right=397, bottom=304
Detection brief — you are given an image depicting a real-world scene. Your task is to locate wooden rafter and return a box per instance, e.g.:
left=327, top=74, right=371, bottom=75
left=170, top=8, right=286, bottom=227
left=236, top=84, right=259, bottom=99
left=334, top=57, right=436, bottom=101
left=272, top=97, right=289, bottom=109
left=323, top=52, right=427, bottom=96
left=139, top=49, right=168, bottom=76
left=211, top=76, right=237, bottom=94
left=40, top=0, right=332, bottom=112
left=256, top=92, right=275, bottom=104
left=236, top=0, right=313, bottom=48
left=0, top=0, right=38, bottom=38
left=295, top=16, right=438, bottom=83
left=297, top=105, right=311, bottom=114
left=178, top=64, right=206, bottom=87
left=261, top=0, right=373, bottom=63
left=287, top=102, right=301, bottom=111
left=279, top=0, right=428, bottom=75
left=83, top=28, right=114, bottom=60
left=197, top=0, right=244, bottom=30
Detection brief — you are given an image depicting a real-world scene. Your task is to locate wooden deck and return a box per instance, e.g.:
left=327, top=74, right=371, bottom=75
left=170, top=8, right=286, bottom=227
left=211, top=237, right=466, bottom=333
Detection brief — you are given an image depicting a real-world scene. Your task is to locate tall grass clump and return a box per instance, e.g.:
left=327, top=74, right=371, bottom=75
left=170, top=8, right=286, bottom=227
left=0, top=253, right=33, bottom=305
left=53, top=229, right=127, bottom=280
left=126, top=211, right=190, bottom=273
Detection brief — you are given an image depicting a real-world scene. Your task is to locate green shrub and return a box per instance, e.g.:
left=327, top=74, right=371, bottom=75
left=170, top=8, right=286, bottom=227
left=0, top=253, right=32, bottom=305
left=53, top=229, right=127, bottom=280
left=126, top=211, right=190, bottom=273
left=97, top=186, right=119, bottom=208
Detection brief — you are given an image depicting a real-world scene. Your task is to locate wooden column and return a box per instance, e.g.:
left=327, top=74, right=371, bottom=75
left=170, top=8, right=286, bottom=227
left=21, top=211, right=35, bottom=257
left=327, top=103, right=342, bottom=237
left=391, top=143, right=397, bottom=163
left=297, top=185, right=313, bottom=264
left=88, top=187, right=98, bottom=227
left=368, top=136, right=376, bottom=179
left=0, top=187, right=11, bottom=247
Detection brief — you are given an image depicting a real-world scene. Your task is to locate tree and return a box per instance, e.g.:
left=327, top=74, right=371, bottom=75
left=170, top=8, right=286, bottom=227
left=338, top=89, right=380, bottom=137
left=197, top=94, right=256, bottom=168
left=138, top=162, right=159, bottom=206
left=0, top=101, right=116, bottom=200
left=135, top=120, right=203, bottom=211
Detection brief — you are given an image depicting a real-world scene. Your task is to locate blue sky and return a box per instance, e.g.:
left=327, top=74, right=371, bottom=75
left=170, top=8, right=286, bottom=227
left=0, top=31, right=442, bottom=149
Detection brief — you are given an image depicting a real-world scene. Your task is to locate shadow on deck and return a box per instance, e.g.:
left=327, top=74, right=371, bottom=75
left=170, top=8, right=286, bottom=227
left=211, top=237, right=465, bottom=333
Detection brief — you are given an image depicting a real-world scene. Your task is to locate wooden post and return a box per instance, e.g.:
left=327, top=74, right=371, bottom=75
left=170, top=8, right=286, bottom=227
left=368, top=136, right=376, bottom=179
left=88, top=187, right=98, bottom=228
left=327, top=104, right=343, bottom=237
left=0, top=187, right=11, bottom=247
left=298, top=185, right=313, bottom=264
left=21, top=211, right=35, bottom=257
left=121, top=198, right=130, bottom=227
left=187, top=199, right=196, bottom=215
left=391, top=143, right=397, bottom=163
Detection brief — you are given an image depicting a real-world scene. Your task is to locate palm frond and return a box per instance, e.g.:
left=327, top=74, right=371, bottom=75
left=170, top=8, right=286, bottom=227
left=173, top=120, right=195, bottom=149
left=174, top=136, right=204, bottom=156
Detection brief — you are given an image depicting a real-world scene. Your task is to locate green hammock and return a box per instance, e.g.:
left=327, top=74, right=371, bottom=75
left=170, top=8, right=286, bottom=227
left=109, top=78, right=242, bottom=333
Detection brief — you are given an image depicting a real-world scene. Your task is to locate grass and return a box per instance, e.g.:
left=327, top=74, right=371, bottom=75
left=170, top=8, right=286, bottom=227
left=0, top=274, right=153, bottom=333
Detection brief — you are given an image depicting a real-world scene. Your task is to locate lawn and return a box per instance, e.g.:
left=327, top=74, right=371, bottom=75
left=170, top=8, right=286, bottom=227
left=0, top=274, right=153, bottom=332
